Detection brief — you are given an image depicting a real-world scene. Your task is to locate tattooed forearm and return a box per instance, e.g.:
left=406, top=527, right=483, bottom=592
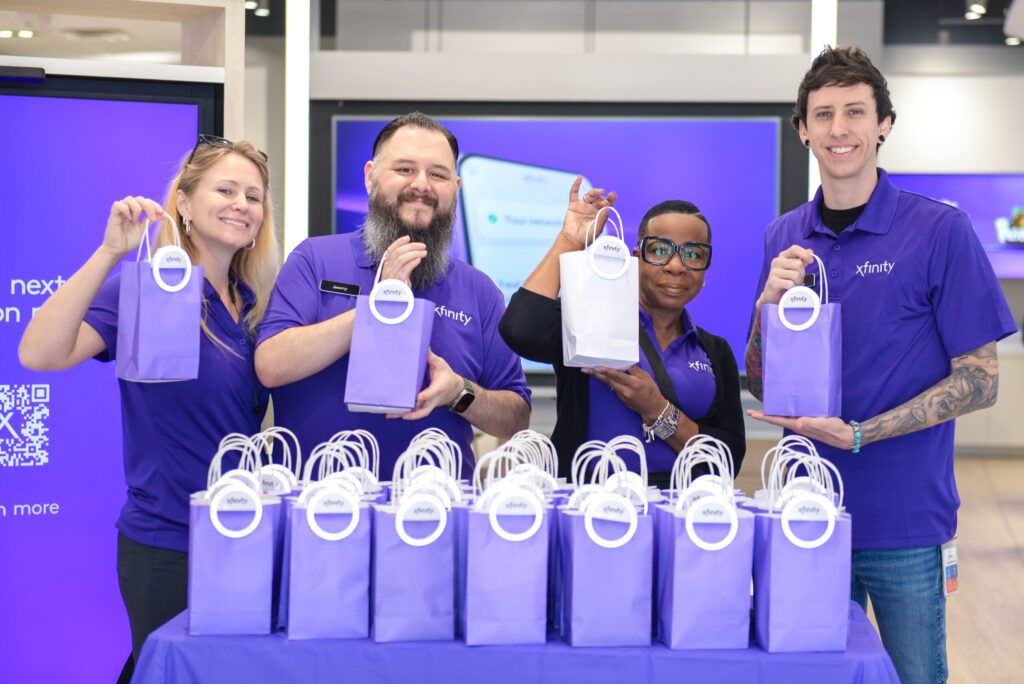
left=860, top=342, right=999, bottom=446
left=744, top=306, right=765, bottom=401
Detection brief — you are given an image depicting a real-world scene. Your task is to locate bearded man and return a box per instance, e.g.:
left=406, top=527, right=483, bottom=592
left=256, top=113, right=530, bottom=473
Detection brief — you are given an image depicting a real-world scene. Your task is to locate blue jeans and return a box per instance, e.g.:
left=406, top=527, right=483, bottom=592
left=851, top=545, right=947, bottom=684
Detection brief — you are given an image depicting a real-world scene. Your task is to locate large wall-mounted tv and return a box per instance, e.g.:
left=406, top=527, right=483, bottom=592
left=889, top=173, right=1024, bottom=279
left=315, top=104, right=810, bottom=375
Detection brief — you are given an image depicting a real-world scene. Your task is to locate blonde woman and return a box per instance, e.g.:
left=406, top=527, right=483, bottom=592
left=19, top=135, right=279, bottom=677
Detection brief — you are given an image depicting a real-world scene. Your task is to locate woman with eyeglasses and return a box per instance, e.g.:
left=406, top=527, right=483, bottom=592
left=499, top=177, right=745, bottom=486
left=18, top=135, right=279, bottom=680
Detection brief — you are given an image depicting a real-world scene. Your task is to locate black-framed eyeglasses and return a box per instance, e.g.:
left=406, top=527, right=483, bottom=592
left=185, top=134, right=268, bottom=166
left=638, top=236, right=712, bottom=270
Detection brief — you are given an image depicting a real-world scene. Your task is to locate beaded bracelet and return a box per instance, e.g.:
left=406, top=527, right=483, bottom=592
left=849, top=420, right=862, bottom=454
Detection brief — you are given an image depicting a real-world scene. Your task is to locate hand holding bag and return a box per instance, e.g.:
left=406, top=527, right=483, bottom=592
left=559, top=207, right=639, bottom=370
left=345, top=252, right=435, bottom=413
left=117, top=216, right=202, bottom=381
left=761, top=254, right=842, bottom=417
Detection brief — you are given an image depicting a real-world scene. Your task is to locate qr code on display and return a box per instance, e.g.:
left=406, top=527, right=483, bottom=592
left=0, top=384, right=51, bottom=467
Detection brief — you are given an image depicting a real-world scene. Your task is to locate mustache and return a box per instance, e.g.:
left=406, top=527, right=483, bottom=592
left=398, top=191, right=438, bottom=208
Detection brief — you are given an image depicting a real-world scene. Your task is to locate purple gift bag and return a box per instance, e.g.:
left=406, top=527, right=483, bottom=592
left=371, top=497, right=455, bottom=642
left=285, top=484, right=372, bottom=639
left=117, top=220, right=201, bottom=382
left=762, top=257, right=841, bottom=417
left=752, top=493, right=852, bottom=652
left=461, top=490, right=550, bottom=645
left=188, top=482, right=277, bottom=635
left=345, top=261, right=434, bottom=413
left=656, top=500, right=754, bottom=649
left=559, top=493, right=653, bottom=647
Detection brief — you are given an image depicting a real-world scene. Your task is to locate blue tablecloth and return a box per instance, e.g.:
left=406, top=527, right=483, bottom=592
left=133, top=602, right=898, bottom=684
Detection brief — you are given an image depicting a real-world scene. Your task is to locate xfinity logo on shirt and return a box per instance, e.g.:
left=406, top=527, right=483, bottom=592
left=856, top=260, right=896, bottom=277
left=689, top=360, right=713, bottom=374
left=435, top=305, right=472, bottom=326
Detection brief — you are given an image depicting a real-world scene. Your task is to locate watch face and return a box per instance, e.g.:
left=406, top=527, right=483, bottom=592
left=452, top=391, right=475, bottom=414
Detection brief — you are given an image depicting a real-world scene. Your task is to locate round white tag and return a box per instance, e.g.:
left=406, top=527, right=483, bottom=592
left=209, top=483, right=263, bottom=539
left=394, top=492, right=448, bottom=547
left=305, top=484, right=361, bottom=541
left=780, top=491, right=837, bottom=549
left=583, top=491, right=639, bottom=549
left=151, top=245, right=192, bottom=293
left=487, top=488, right=544, bottom=542
left=684, top=495, right=739, bottom=552
left=368, top=278, right=414, bottom=324
left=777, top=285, right=821, bottom=331
left=587, top=235, right=632, bottom=280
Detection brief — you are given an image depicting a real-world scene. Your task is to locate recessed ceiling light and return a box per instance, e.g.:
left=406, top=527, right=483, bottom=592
left=969, top=2, right=988, bottom=14
left=0, top=30, right=13, bottom=39
left=1007, top=36, right=1022, bottom=46
left=964, top=10, right=981, bottom=20
left=17, top=29, right=34, bottom=38
left=245, top=1, right=258, bottom=9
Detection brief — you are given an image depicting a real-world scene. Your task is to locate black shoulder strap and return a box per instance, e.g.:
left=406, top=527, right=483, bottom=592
left=638, top=324, right=681, bottom=409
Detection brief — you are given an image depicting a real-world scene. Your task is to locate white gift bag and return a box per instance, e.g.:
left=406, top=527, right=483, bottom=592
left=559, top=207, right=639, bottom=370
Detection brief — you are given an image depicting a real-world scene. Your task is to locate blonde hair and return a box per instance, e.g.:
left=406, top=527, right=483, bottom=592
left=156, top=139, right=280, bottom=349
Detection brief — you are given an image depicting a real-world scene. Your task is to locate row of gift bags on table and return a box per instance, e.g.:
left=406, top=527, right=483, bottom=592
left=188, top=424, right=852, bottom=652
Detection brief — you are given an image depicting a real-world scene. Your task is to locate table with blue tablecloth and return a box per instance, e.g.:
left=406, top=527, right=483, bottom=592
left=133, top=602, right=898, bottom=684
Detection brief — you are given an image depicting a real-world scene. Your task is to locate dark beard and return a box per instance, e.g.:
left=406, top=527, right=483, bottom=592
left=361, top=189, right=456, bottom=290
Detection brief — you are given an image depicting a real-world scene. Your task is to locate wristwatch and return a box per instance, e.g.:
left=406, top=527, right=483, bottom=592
left=448, top=376, right=476, bottom=414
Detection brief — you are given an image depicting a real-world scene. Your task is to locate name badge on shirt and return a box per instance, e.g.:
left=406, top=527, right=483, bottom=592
left=319, top=279, right=360, bottom=296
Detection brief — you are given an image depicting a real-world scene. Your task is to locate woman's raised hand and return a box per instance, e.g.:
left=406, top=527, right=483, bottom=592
left=103, top=195, right=167, bottom=257
left=559, top=175, right=617, bottom=249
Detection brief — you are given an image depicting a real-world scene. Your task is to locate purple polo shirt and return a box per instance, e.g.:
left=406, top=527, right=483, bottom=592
left=755, top=169, right=1016, bottom=549
left=587, top=308, right=716, bottom=474
left=84, top=274, right=267, bottom=552
left=256, top=231, right=530, bottom=477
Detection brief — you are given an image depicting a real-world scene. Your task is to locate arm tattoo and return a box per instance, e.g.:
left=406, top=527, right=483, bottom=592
left=860, top=342, right=999, bottom=446
left=744, top=306, right=764, bottom=401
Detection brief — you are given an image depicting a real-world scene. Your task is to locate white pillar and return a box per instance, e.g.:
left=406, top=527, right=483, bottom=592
left=284, top=0, right=311, bottom=257
left=807, top=0, right=839, bottom=200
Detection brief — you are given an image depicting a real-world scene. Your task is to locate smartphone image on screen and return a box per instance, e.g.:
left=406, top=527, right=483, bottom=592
left=459, top=154, right=592, bottom=298
left=458, top=155, right=592, bottom=374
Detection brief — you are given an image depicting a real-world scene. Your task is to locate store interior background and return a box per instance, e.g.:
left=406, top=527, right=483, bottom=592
left=2, top=1, right=1022, bottom=682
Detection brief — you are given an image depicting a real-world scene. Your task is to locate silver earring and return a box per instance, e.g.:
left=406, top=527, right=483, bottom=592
left=183, top=218, right=191, bottom=235
left=246, top=238, right=256, bottom=250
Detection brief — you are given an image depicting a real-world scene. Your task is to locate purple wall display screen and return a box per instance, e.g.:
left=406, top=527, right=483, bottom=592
left=335, top=117, right=781, bottom=373
left=889, top=173, right=1024, bottom=279
left=0, top=93, right=198, bottom=684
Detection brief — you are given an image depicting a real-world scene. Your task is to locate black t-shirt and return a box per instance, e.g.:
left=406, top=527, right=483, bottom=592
left=820, top=202, right=867, bottom=235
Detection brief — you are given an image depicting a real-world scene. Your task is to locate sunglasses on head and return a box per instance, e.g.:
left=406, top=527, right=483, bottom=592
left=185, top=134, right=268, bottom=167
